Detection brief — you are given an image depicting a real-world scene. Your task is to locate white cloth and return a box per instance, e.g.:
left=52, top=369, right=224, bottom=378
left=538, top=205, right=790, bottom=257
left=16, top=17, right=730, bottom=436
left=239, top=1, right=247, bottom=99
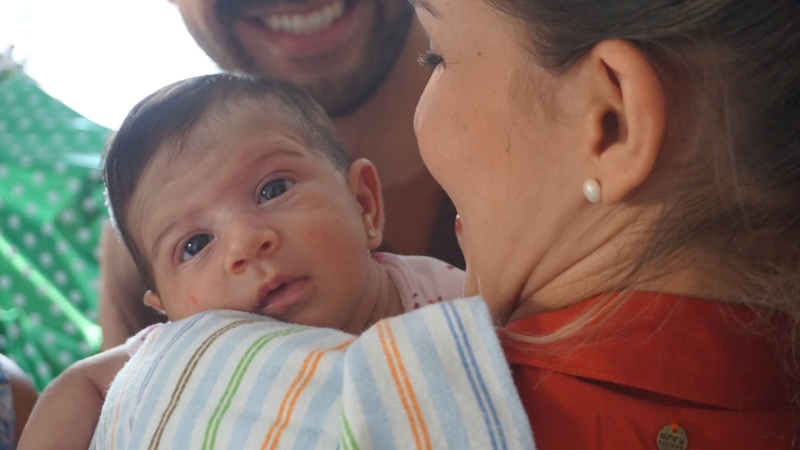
left=93, top=298, right=534, bottom=450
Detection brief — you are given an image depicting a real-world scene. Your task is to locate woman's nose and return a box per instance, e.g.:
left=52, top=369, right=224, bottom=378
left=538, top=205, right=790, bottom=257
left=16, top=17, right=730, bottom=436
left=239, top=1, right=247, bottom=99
left=224, top=224, right=279, bottom=274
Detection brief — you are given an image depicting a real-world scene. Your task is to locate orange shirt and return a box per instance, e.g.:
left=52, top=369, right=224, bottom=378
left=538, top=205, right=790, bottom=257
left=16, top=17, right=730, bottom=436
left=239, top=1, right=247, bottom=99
left=501, top=292, right=796, bottom=449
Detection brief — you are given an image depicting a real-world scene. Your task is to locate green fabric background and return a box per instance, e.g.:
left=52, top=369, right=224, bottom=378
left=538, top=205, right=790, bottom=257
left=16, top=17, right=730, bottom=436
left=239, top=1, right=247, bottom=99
left=0, top=68, right=109, bottom=390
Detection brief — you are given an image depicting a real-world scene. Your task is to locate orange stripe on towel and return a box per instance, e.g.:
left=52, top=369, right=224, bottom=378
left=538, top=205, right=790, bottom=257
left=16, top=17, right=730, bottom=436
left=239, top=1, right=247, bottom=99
left=260, top=338, right=354, bottom=450
left=377, top=321, right=432, bottom=450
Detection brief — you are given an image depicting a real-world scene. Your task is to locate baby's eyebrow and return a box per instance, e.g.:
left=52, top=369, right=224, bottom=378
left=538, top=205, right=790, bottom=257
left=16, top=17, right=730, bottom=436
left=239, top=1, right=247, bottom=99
left=408, top=0, right=441, bottom=19
left=150, top=220, right=178, bottom=262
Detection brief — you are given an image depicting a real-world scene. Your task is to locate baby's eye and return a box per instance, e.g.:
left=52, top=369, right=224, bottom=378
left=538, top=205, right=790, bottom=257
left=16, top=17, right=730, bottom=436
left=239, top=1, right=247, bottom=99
left=259, top=179, right=294, bottom=203
left=182, top=234, right=212, bottom=261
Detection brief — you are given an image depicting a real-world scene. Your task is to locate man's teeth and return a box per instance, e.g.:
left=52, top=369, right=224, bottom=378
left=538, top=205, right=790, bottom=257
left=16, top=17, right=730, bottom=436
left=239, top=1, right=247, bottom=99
left=262, top=0, right=346, bottom=35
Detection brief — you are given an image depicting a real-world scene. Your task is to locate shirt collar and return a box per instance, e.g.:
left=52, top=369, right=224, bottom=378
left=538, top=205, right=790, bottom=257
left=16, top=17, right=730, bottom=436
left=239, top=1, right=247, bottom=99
left=502, top=291, right=792, bottom=411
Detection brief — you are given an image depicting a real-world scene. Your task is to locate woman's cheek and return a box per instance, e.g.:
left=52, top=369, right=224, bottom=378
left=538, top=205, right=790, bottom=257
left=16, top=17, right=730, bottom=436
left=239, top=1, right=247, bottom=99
left=413, top=69, right=434, bottom=130
left=414, top=71, right=445, bottom=154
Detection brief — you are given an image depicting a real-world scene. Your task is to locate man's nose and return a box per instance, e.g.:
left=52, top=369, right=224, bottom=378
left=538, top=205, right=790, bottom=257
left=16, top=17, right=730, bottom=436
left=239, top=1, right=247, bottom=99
left=224, top=223, right=279, bottom=274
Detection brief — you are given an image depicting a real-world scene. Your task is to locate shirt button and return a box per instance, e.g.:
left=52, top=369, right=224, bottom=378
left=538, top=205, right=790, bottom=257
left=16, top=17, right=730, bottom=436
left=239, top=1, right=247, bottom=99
left=657, top=422, right=688, bottom=450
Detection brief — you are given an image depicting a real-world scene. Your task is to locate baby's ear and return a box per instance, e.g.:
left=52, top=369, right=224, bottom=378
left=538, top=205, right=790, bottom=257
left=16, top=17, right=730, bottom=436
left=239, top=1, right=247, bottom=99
left=143, top=290, right=165, bottom=312
left=346, top=159, right=384, bottom=249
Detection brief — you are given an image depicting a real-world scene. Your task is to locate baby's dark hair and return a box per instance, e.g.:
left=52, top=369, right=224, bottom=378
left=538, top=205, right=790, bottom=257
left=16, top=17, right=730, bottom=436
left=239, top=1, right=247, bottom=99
left=103, top=73, right=351, bottom=291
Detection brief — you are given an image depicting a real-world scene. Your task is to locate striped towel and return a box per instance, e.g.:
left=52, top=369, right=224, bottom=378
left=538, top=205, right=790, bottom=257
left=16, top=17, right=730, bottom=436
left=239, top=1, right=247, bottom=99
left=90, top=297, right=535, bottom=450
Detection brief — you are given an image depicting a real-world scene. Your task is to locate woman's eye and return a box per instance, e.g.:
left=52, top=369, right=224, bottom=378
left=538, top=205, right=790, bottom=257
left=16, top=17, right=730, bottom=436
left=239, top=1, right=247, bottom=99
left=259, top=179, right=294, bottom=203
left=418, top=49, right=444, bottom=68
left=182, top=234, right=212, bottom=261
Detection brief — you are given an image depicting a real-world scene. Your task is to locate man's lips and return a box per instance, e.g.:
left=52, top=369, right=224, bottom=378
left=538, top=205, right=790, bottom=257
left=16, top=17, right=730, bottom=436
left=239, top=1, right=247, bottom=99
left=233, top=0, right=363, bottom=59
left=256, top=276, right=310, bottom=314
left=246, top=0, right=348, bottom=35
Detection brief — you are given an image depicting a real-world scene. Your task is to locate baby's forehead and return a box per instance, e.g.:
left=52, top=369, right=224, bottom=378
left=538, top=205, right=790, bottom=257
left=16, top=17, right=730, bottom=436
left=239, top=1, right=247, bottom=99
left=198, top=99, right=306, bottom=142
left=125, top=114, right=308, bottom=252
left=131, top=100, right=334, bottom=207
left=157, top=101, right=310, bottom=162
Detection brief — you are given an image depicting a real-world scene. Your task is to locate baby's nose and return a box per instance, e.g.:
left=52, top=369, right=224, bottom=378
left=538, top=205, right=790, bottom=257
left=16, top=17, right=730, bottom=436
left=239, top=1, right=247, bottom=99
left=224, top=226, right=278, bottom=274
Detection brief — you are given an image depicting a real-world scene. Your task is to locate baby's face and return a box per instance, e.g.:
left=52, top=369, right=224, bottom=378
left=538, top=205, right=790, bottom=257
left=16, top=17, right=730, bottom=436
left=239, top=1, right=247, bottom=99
left=130, top=105, right=381, bottom=331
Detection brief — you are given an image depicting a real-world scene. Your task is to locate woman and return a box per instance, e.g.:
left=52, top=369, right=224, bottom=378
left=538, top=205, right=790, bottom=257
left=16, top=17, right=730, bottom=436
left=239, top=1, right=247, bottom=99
left=412, top=0, right=798, bottom=447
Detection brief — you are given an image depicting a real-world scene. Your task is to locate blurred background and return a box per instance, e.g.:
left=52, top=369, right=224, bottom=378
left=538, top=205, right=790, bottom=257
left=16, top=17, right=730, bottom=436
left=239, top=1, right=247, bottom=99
left=0, top=0, right=219, bottom=390
left=1, top=0, right=219, bottom=129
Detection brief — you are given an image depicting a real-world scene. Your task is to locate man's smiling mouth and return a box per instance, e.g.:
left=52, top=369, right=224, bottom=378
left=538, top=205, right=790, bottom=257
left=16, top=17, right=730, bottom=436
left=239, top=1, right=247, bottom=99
left=258, top=0, right=347, bottom=35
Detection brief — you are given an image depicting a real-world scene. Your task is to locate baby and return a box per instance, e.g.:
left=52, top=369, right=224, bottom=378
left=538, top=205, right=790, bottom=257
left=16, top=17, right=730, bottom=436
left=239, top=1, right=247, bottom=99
left=19, top=74, right=465, bottom=449
left=105, top=73, right=464, bottom=334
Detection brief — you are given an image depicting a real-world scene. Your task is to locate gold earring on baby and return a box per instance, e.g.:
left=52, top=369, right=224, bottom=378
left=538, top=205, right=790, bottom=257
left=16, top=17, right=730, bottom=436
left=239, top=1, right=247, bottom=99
left=367, top=229, right=377, bottom=238
left=583, top=179, right=601, bottom=203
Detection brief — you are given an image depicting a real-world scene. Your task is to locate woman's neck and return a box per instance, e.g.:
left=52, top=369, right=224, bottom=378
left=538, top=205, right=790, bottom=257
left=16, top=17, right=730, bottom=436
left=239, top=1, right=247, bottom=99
left=505, top=206, right=743, bottom=324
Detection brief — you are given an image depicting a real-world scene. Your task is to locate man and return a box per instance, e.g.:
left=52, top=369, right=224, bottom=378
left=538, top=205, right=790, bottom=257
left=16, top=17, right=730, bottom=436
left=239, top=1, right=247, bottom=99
left=99, top=0, right=463, bottom=348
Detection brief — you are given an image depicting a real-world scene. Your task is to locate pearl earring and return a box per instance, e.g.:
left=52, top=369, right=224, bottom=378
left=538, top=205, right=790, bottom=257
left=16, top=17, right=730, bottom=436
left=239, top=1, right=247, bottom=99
left=367, top=229, right=377, bottom=238
left=582, top=179, right=601, bottom=203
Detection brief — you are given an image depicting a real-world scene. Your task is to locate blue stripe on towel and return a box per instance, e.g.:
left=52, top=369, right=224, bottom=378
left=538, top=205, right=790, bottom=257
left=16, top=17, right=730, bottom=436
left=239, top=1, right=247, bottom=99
left=442, top=302, right=506, bottom=450
left=400, top=308, right=470, bottom=449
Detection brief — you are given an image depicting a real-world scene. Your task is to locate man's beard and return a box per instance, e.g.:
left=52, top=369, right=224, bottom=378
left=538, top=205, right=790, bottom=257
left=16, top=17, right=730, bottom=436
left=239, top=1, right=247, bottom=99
left=217, top=0, right=415, bottom=117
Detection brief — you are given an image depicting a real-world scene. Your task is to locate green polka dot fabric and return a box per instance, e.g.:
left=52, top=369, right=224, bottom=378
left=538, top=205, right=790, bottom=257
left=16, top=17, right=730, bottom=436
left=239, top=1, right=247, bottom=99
left=0, top=66, right=108, bottom=390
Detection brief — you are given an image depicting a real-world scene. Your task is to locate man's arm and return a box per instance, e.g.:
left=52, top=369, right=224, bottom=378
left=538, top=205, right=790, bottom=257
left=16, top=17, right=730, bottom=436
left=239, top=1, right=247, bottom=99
left=98, top=222, right=164, bottom=349
left=17, top=346, right=129, bottom=450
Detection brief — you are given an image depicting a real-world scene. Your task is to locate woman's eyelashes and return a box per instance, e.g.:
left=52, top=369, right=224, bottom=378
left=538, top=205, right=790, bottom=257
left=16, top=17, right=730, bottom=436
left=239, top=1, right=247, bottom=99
left=182, top=234, right=213, bottom=262
left=418, top=48, right=444, bottom=68
left=259, top=178, right=294, bottom=203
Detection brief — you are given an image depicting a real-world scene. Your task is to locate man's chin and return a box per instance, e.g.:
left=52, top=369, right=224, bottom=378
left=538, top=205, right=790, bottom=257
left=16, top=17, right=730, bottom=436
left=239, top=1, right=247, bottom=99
left=216, top=0, right=413, bottom=116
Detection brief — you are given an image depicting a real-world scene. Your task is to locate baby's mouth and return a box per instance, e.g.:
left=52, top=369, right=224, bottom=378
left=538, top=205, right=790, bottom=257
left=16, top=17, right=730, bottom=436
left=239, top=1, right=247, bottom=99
left=262, top=282, right=288, bottom=300
left=258, top=279, right=287, bottom=307
left=257, top=276, right=310, bottom=313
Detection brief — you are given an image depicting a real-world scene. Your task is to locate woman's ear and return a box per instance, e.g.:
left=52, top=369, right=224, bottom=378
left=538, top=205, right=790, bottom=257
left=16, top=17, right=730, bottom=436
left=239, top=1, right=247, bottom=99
left=346, top=159, right=384, bottom=249
left=579, top=39, right=666, bottom=204
left=143, top=290, right=165, bottom=312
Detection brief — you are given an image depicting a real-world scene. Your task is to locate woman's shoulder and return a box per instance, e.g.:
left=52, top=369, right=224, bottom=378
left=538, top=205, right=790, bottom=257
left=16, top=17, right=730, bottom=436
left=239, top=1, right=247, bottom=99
left=501, top=291, right=796, bottom=449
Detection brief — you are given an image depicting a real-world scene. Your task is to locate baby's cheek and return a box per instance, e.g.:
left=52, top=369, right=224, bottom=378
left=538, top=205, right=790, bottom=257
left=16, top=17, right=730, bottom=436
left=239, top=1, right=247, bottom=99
left=303, top=227, right=323, bottom=242
left=304, top=222, right=360, bottom=249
